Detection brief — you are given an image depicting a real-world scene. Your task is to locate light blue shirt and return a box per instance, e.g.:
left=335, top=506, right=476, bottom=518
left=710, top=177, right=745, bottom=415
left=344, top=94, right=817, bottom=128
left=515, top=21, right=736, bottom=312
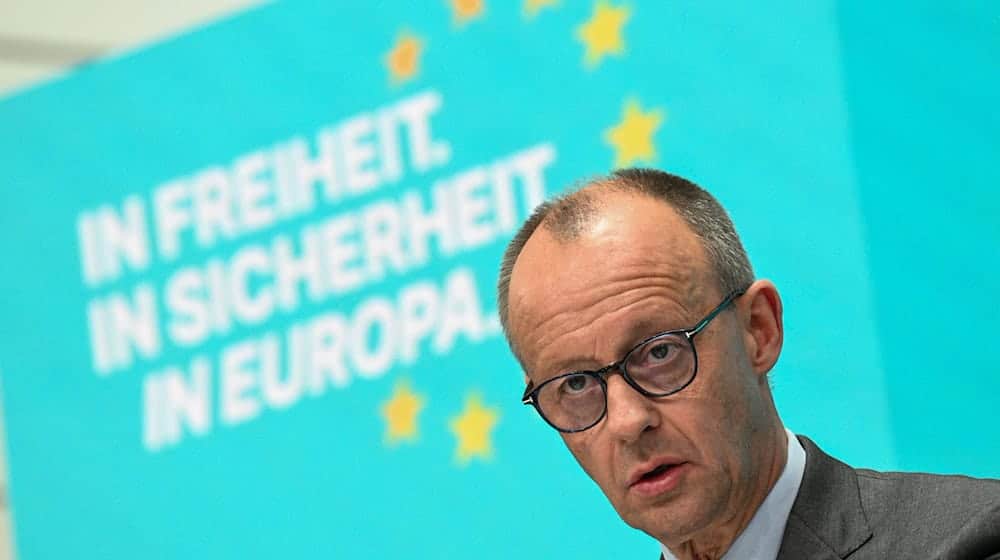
left=661, top=429, right=806, bottom=560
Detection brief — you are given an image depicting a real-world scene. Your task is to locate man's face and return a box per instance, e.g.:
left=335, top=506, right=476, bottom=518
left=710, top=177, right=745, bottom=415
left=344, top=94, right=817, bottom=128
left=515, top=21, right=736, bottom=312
left=507, top=193, right=774, bottom=542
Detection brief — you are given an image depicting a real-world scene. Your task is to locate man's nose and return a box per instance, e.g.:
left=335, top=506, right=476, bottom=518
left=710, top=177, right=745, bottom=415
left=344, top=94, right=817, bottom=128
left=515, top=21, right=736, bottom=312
left=603, top=373, right=659, bottom=442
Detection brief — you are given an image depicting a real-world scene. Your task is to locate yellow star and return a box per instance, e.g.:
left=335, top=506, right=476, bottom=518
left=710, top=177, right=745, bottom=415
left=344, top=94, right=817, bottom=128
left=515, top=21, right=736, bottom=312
left=385, top=32, right=424, bottom=84
left=449, top=393, right=500, bottom=465
left=450, top=0, right=485, bottom=26
left=576, top=1, right=630, bottom=68
left=524, top=0, right=558, bottom=19
left=604, top=98, right=665, bottom=168
left=380, top=380, right=426, bottom=445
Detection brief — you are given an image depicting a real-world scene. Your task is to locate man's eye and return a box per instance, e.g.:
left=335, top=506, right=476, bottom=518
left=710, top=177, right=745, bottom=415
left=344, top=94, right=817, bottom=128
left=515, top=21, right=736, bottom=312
left=563, top=374, right=593, bottom=393
left=634, top=338, right=686, bottom=367
left=649, top=343, right=671, bottom=360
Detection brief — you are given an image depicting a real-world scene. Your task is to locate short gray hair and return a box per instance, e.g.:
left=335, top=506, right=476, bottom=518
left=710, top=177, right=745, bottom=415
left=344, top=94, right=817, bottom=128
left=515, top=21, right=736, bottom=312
left=497, top=168, right=754, bottom=359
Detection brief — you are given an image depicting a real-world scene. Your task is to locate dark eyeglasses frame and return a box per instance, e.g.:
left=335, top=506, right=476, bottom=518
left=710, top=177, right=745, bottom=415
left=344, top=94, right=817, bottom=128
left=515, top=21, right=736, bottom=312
left=521, top=289, right=747, bottom=433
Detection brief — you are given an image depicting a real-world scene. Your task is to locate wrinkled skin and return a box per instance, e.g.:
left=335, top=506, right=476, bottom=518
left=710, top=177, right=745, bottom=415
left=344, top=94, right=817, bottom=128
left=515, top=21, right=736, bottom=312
left=507, top=192, right=787, bottom=559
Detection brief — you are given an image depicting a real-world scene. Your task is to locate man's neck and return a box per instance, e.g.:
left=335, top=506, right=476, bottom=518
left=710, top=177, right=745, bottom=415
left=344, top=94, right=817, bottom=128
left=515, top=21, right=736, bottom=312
left=663, top=425, right=789, bottom=560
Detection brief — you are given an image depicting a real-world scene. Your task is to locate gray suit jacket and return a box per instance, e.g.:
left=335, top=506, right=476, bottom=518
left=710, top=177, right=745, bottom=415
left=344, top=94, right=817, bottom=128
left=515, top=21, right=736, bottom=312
left=775, top=435, right=1000, bottom=559
left=659, top=436, right=1000, bottom=559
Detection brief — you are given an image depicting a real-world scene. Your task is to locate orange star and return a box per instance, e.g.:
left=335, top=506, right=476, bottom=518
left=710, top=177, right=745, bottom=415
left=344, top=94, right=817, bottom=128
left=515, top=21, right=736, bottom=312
left=385, top=32, right=424, bottom=84
left=449, top=393, right=500, bottom=465
left=451, top=0, right=485, bottom=26
left=604, top=98, right=665, bottom=167
left=380, top=380, right=426, bottom=446
left=576, top=1, right=630, bottom=68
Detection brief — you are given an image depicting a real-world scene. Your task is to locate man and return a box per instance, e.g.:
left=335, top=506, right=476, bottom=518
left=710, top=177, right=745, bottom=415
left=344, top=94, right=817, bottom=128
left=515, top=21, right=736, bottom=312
left=497, top=168, right=1000, bottom=559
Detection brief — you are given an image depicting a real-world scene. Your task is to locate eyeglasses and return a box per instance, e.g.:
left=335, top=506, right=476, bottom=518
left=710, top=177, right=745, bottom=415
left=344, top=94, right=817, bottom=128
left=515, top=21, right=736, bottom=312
left=521, top=289, right=746, bottom=433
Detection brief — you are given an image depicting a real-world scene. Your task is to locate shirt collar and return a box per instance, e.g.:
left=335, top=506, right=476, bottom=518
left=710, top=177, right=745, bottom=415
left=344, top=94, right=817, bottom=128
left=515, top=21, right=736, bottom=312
left=661, top=428, right=806, bottom=560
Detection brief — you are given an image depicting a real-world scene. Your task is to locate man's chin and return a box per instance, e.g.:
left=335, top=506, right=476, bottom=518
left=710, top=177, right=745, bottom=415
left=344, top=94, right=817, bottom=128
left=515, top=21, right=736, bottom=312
left=619, top=495, right=714, bottom=545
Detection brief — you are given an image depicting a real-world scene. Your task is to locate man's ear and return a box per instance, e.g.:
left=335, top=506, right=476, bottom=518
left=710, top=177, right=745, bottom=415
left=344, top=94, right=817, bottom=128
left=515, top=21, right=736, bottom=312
left=740, top=280, right=783, bottom=377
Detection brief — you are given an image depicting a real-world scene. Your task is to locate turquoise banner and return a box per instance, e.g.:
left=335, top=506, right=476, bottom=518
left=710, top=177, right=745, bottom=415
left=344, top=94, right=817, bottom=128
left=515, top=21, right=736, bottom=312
left=0, top=2, right=996, bottom=558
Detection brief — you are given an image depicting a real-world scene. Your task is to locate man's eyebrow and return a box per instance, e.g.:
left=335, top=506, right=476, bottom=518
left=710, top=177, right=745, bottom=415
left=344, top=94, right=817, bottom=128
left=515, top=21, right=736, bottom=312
left=539, top=317, right=684, bottom=380
left=622, top=315, right=684, bottom=347
left=531, top=305, right=698, bottom=384
left=545, top=357, right=603, bottom=378
left=531, top=352, right=611, bottom=386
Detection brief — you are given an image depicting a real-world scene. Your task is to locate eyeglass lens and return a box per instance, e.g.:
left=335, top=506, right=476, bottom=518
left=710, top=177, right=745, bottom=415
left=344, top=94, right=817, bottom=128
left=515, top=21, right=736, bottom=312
left=535, top=332, right=695, bottom=432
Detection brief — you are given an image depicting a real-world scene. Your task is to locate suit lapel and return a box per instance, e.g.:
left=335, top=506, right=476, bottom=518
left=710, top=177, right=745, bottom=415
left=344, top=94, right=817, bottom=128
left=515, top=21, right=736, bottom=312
left=776, top=436, right=873, bottom=560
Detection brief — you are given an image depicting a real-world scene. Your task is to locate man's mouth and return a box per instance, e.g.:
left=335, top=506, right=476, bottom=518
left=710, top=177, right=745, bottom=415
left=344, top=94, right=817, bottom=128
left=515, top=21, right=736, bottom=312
left=629, top=462, right=689, bottom=497
left=641, top=463, right=673, bottom=480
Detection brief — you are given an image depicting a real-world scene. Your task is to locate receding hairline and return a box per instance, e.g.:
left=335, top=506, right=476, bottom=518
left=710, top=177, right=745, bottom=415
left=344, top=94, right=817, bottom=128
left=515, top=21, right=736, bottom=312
left=497, top=168, right=755, bottom=364
left=544, top=185, right=704, bottom=246
left=505, top=187, right=709, bottom=328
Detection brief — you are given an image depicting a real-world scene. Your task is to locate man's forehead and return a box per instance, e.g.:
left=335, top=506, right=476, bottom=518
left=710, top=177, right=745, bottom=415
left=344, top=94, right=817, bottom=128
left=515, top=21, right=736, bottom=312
left=507, top=193, right=712, bottom=347
left=513, top=192, right=707, bottom=283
